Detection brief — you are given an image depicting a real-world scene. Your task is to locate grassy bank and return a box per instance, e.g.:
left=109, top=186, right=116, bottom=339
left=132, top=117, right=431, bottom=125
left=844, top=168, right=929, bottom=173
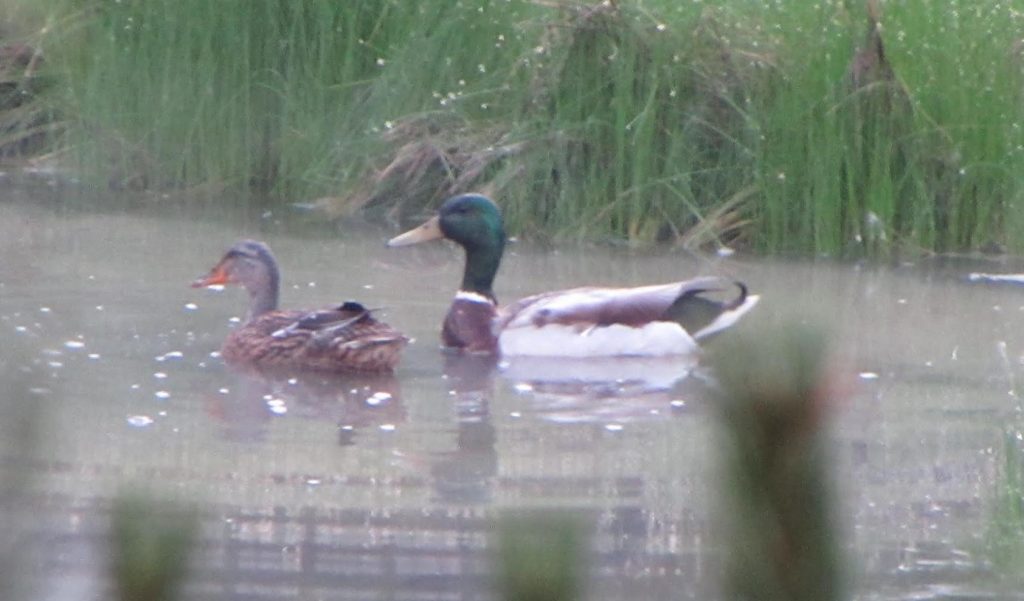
left=11, top=0, right=1024, bottom=255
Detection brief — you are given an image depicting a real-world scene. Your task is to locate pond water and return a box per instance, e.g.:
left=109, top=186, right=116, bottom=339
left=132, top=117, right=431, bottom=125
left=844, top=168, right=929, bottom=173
left=3, top=175, right=1024, bottom=600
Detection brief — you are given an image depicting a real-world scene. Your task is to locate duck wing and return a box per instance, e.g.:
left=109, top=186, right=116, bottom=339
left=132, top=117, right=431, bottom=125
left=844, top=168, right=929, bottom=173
left=273, top=301, right=373, bottom=336
left=498, top=277, right=753, bottom=333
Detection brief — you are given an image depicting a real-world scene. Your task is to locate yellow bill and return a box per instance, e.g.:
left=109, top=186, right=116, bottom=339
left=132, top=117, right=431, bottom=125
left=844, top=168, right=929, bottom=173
left=387, top=215, right=444, bottom=247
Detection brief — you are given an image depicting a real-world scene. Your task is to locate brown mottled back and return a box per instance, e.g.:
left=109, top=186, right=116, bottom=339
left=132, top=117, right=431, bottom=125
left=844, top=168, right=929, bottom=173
left=222, top=305, right=408, bottom=373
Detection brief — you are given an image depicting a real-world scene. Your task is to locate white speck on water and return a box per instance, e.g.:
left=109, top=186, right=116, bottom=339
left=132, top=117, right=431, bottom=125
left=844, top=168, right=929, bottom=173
left=210, top=351, right=221, bottom=358
left=513, top=382, right=533, bottom=393
left=95, top=305, right=104, bottom=311
left=153, top=372, right=167, bottom=379
left=307, top=281, right=316, bottom=288
left=306, top=478, right=321, bottom=486
left=184, top=303, right=198, bottom=310
left=154, top=391, right=170, bottom=399
left=924, top=361, right=934, bottom=368
left=656, top=22, right=666, bottom=31
left=228, top=317, right=241, bottom=323
left=605, top=423, right=625, bottom=432
left=127, top=415, right=154, bottom=427
left=716, top=246, right=735, bottom=257
left=29, top=387, right=50, bottom=396
left=287, top=378, right=298, bottom=385
left=218, top=388, right=229, bottom=394
left=367, top=391, right=392, bottom=405
left=88, top=353, right=100, bottom=359
left=15, top=326, right=27, bottom=333
left=47, top=361, right=63, bottom=368
left=379, top=424, right=396, bottom=432
left=340, top=425, right=354, bottom=431
left=207, top=285, right=225, bottom=292
left=670, top=400, right=686, bottom=408
left=897, top=299, right=908, bottom=305
left=158, top=410, right=167, bottom=417
left=269, top=404, right=287, bottom=415
left=64, top=340, right=85, bottom=349
left=39, top=307, right=51, bottom=313
left=859, top=371, right=880, bottom=380
left=362, top=284, right=373, bottom=289
left=156, top=351, right=184, bottom=361
left=509, top=411, right=522, bottom=418
left=131, top=384, right=140, bottom=390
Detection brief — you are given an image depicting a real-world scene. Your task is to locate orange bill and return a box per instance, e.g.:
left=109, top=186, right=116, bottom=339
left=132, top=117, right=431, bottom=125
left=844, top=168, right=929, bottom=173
left=191, top=262, right=231, bottom=288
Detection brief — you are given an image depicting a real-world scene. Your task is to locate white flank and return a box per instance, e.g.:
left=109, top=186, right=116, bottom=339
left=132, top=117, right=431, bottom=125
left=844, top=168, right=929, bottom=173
left=499, top=321, right=699, bottom=358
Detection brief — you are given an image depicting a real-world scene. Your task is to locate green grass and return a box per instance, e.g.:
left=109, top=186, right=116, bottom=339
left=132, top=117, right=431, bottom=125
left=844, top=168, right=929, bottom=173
left=17, top=0, right=1024, bottom=254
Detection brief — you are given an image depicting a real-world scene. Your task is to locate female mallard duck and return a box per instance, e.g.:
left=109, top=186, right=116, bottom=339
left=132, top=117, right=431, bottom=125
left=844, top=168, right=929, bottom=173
left=192, top=240, right=408, bottom=373
left=388, top=194, right=759, bottom=357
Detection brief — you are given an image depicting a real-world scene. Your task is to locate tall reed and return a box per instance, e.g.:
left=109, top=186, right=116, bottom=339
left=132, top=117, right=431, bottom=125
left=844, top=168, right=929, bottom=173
left=25, top=0, right=1024, bottom=254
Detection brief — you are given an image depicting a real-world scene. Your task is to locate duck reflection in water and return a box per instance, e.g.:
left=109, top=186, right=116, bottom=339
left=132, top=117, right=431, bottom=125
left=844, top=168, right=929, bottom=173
left=498, top=355, right=712, bottom=424
left=203, top=367, right=405, bottom=444
left=429, top=354, right=500, bottom=504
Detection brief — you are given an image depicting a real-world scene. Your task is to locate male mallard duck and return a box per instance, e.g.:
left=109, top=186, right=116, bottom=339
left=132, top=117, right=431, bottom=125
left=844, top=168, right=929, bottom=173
left=388, top=194, right=759, bottom=357
left=192, top=240, right=407, bottom=373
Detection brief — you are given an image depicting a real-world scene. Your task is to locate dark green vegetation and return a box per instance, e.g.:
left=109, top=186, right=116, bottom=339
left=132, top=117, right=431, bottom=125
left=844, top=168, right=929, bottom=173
left=495, top=511, right=586, bottom=601
left=4, top=0, right=1023, bottom=254
left=109, top=493, right=198, bottom=601
left=985, top=429, right=1024, bottom=587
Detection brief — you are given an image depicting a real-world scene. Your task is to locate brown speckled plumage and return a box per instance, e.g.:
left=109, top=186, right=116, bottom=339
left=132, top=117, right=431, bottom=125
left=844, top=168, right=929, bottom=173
left=194, top=240, right=407, bottom=373
left=221, top=305, right=407, bottom=372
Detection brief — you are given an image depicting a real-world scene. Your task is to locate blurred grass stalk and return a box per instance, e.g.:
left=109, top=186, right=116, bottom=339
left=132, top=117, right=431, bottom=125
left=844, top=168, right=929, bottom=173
left=495, top=510, right=587, bottom=601
left=709, top=324, right=848, bottom=601
left=6, top=0, right=1024, bottom=254
left=984, top=430, right=1024, bottom=584
left=109, top=492, right=198, bottom=601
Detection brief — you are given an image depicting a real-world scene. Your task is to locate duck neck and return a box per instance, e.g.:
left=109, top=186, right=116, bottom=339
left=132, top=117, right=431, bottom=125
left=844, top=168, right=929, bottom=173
left=460, top=237, right=503, bottom=300
left=244, top=263, right=280, bottom=322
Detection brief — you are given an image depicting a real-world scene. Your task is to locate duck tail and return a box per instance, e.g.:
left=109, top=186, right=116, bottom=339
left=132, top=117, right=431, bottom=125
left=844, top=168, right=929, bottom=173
left=690, top=281, right=760, bottom=342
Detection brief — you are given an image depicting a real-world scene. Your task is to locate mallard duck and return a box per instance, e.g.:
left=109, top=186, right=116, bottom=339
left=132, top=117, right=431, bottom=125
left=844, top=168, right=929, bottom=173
left=192, top=240, right=408, bottom=373
left=388, top=194, right=759, bottom=357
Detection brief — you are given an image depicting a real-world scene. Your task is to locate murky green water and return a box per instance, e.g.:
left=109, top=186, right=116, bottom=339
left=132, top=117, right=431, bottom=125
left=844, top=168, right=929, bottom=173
left=3, top=176, right=1024, bottom=600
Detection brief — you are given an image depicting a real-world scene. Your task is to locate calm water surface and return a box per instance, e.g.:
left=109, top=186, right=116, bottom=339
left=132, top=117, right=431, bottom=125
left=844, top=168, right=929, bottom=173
left=3, top=178, right=1024, bottom=600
